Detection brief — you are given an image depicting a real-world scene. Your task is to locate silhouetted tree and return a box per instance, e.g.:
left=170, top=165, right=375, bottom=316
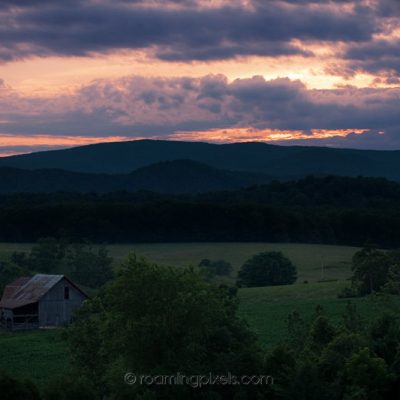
left=237, top=251, right=297, bottom=287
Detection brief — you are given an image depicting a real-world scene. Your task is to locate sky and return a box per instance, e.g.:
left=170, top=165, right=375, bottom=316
left=0, top=0, right=400, bottom=156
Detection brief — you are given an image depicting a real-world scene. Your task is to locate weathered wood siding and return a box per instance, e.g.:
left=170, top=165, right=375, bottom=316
left=38, top=278, right=86, bottom=327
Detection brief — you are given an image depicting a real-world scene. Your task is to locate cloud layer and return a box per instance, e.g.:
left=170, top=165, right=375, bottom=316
left=1, top=74, right=400, bottom=153
left=0, top=0, right=400, bottom=153
left=0, top=0, right=384, bottom=62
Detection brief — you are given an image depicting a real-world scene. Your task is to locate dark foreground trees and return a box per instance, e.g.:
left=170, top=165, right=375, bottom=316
left=342, top=245, right=400, bottom=297
left=2, top=256, right=400, bottom=399
left=237, top=251, right=297, bottom=287
left=267, top=304, right=400, bottom=400
left=68, top=256, right=264, bottom=399
left=65, top=276, right=400, bottom=400
left=0, top=370, right=40, bottom=400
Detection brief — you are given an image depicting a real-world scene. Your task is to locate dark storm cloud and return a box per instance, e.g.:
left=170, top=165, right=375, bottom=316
left=222, top=78, right=400, bottom=132
left=342, top=39, right=400, bottom=81
left=311, top=0, right=400, bottom=80
left=374, top=0, right=400, bottom=16
left=0, top=0, right=84, bottom=9
left=0, top=0, right=378, bottom=62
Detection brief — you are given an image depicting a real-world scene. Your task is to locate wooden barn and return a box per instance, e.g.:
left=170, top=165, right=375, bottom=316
left=0, top=274, right=88, bottom=331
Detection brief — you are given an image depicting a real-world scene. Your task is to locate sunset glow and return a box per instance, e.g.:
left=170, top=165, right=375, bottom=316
left=169, top=128, right=370, bottom=144
left=0, top=0, right=400, bottom=155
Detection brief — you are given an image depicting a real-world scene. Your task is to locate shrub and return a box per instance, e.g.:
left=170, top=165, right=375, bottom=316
left=237, top=251, right=297, bottom=287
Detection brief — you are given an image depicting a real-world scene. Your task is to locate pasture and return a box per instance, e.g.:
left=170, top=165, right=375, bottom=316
left=0, top=330, right=68, bottom=387
left=0, top=241, right=359, bottom=283
left=2, top=241, right=391, bottom=385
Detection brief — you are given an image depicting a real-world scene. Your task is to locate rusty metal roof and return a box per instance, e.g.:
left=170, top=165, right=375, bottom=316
left=0, top=274, right=64, bottom=309
left=1, top=277, right=31, bottom=301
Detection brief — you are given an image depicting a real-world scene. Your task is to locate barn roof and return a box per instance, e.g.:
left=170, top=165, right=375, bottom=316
left=0, top=274, right=86, bottom=310
left=1, top=277, right=31, bottom=302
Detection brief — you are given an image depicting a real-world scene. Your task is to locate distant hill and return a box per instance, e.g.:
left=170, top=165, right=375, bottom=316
left=0, top=160, right=273, bottom=193
left=0, top=140, right=399, bottom=181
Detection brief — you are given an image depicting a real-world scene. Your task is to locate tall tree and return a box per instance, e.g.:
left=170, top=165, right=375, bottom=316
left=351, top=246, right=391, bottom=295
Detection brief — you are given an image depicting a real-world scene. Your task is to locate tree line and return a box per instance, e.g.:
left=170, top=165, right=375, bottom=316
left=0, top=238, right=113, bottom=294
left=0, top=176, right=399, bottom=247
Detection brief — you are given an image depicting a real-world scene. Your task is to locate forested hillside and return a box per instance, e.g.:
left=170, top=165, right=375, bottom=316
left=0, top=176, right=399, bottom=247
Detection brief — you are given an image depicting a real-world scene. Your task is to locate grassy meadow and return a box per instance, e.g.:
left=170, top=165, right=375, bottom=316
left=0, top=329, right=68, bottom=387
left=106, top=242, right=358, bottom=283
left=0, top=241, right=358, bottom=283
left=2, top=241, right=398, bottom=385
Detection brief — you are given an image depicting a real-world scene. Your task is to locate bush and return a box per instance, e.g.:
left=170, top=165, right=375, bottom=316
left=237, top=251, right=297, bottom=287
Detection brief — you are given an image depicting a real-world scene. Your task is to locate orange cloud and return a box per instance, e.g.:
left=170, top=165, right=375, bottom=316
left=0, top=134, right=139, bottom=147
left=0, top=134, right=144, bottom=157
left=169, top=128, right=369, bottom=143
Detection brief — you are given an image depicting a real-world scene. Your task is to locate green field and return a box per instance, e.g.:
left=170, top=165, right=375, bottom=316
left=2, top=242, right=394, bottom=386
left=238, top=282, right=400, bottom=348
left=0, top=241, right=359, bottom=283
left=0, top=330, right=69, bottom=387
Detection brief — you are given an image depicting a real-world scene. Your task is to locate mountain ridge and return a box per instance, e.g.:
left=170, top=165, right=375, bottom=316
left=0, top=159, right=274, bottom=193
left=0, top=139, right=399, bottom=181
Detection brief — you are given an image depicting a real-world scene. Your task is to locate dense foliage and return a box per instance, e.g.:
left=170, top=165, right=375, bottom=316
left=237, top=251, right=297, bottom=287
left=0, top=370, right=40, bottom=400
left=67, top=256, right=263, bottom=399
left=0, top=176, right=399, bottom=247
left=342, top=246, right=400, bottom=297
left=264, top=304, right=400, bottom=400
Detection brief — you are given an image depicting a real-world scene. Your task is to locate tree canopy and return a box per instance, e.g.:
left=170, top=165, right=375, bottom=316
left=344, top=245, right=400, bottom=296
left=237, top=251, right=297, bottom=287
left=68, top=256, right=263, bottom=399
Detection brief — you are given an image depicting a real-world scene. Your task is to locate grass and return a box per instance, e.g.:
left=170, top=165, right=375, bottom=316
left=106, top=242, right=358, bottom=283
left=0, top=242, right=357, bottom=283
left=1, top=241, right=388, bottom=385
left=0, top=329, right=69, bottom=387
left=238, top=280, right=400, bottom=349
